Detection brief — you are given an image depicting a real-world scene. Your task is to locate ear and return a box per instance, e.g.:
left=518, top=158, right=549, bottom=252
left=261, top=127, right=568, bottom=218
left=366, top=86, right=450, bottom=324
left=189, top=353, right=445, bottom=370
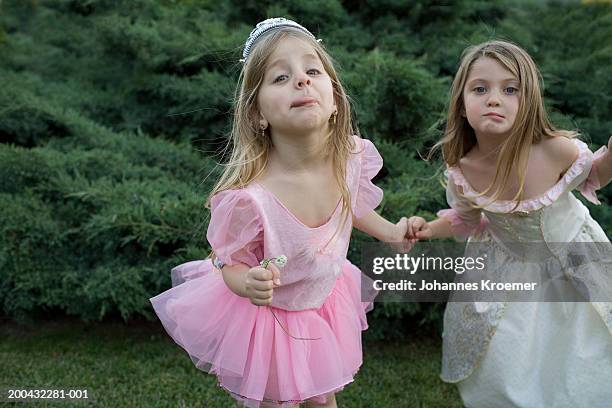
left=331, top=100, right=338, bottom=122
left=259, top=118, right=268, bottom=130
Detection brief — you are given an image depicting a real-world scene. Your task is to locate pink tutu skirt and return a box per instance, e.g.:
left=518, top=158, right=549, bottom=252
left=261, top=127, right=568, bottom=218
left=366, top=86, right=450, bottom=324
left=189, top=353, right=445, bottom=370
left=149, top=259, right=375, bottom=407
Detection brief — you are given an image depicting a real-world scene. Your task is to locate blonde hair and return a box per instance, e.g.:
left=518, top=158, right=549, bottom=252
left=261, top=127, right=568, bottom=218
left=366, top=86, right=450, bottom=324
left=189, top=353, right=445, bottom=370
left=432, top=40, right=577, bottom=209
left=206, top=27, right=357, bottom=235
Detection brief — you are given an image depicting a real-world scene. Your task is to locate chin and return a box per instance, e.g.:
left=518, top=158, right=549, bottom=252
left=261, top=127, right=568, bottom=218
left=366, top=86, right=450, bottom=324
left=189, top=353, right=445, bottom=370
left=480, top=125, right=511, bottom=135
left=296, top=115, right=326, bottom=130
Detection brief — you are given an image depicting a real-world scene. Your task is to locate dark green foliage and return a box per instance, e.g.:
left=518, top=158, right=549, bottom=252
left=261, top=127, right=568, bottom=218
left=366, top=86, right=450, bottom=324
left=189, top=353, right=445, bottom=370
left=0, top=113, right=217, bottom=321
left=0, top=0, right=610, bottom=337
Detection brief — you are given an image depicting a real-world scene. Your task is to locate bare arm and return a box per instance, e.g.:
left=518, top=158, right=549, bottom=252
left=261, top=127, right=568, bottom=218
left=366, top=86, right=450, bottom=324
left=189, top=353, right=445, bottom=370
left=415, top=217, right=454, bottom=240
left=220, top=263, right=250, bottom=297
left=594, top=136, right=612, bottom=188
left=352, top=210, right=406, bottom=242
left=217, top=258, right=280, bottom=306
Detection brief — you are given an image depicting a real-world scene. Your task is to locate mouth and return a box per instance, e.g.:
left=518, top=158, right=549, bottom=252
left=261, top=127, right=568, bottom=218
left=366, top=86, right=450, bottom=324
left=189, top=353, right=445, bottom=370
left=484, top=112, right=505, bottom=119
left=291, top=97, right=318, bottom=108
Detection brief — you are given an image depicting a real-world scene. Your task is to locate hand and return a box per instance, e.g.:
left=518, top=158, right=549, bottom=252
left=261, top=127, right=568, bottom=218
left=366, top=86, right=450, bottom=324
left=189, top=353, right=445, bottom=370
left=244, top=262, right=281, bottom=306
left=405, top=216, right=428, bottom=241
left=389, top=217, right=414, bottom=253
left=411, top=217, right=433, bottom=240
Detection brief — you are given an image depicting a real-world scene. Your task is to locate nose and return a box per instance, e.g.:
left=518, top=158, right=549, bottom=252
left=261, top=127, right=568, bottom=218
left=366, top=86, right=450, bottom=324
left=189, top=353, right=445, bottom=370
left=486, top=89, right=501, bottom=107
left=295, top=72, right=311, bottom=88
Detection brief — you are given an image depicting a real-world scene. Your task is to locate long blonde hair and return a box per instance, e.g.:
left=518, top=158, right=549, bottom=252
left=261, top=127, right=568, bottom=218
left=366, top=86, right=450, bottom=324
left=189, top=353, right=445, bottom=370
left=432, top=40, right=577, bottom=208
left=206, top=27, right=357, bottom=231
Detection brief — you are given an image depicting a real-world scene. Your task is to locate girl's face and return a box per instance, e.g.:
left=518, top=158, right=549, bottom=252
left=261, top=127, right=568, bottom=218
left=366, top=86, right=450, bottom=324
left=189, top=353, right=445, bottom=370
left=462, top=57, right=520, bottom=139
left=257, top=36, right=336, bottom=136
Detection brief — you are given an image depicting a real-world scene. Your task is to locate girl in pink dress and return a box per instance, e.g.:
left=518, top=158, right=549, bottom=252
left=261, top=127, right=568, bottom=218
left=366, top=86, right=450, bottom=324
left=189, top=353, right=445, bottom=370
left=150, top=18, right=417, bottom=408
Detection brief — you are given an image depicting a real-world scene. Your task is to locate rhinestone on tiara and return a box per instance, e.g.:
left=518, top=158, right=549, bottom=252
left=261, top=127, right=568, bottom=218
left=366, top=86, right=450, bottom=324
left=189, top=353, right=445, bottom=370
left=241, top=17, right=318, bottom=63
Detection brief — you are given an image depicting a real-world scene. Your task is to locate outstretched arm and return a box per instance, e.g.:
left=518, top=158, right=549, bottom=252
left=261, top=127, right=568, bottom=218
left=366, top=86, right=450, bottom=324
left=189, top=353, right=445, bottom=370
left=413, top=217, right=454, bottom=240
left=594, top=136, right=612, bottom=188
left=353, top=210, right=409, bottom=243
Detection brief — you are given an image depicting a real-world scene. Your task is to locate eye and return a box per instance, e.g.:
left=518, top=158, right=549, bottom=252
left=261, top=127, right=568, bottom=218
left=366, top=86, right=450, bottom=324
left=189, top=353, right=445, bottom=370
left=273, top=74, right=288, bottom=83
left=505, top=86, right=519, bottom=95
left=307, top=68, right=322, bottom=76
left=473, top=86, right=487, bottom=94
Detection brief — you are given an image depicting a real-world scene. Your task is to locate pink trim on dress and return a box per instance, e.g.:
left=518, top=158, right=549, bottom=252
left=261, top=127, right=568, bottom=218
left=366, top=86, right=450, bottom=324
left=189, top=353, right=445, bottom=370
left=437, top=208, right=489, bottom=238
left=447, top=138, right=604, bottom=213
left=578, top=145, right=607, bottom=205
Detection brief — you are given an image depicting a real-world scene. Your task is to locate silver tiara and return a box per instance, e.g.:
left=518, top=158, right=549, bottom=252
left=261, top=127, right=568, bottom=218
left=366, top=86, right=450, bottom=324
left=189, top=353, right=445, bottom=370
left=240, top=17, right=320, bottom=63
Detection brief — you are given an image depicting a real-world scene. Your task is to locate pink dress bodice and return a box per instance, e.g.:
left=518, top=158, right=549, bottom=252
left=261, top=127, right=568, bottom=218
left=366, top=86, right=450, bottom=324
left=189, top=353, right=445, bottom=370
left=207, top=135, right=384, bottom=310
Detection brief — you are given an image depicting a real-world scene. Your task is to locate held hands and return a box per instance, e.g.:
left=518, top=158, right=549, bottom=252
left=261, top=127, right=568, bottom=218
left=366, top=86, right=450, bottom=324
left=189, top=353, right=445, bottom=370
left=408, top=216, right=433, bottom=240
left=388, top=217, right=413, bottom=253
left=245, top=262, right=281, bottom=306
left=391, top=216, right=429, bottom=252
left=397, top=215, right=432, bottom=243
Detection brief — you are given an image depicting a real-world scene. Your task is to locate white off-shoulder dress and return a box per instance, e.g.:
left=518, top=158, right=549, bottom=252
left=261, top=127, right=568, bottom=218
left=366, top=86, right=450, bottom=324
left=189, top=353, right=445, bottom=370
left=438, top=139, right=612, bottom=408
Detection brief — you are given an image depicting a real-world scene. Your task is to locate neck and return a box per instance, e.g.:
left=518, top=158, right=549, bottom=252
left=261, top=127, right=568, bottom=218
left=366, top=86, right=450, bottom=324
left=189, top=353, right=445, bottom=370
left=268, top=126, right=331, bottom=171
left=473, top=132, right=507, bottom=164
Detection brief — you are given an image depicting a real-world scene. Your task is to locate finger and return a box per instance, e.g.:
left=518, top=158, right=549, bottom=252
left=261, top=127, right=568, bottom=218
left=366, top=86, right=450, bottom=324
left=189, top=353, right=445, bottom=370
left=401, top=238, right=411, bottom=252
left=252, top=279, right=274, bottom=291
left=252, top=268, right=274, bottom=281
left=406, top=217, right=414, bottom=237
left=405, top=238, right=416, bottom=253
left=251, top=296, right=272, bottom=306
left=394, top=217, right=405, bottom=240
left=267, top=262, right=281, bottom=286
left=414, top=218, right=426, bottom=230
left=252, top=289, right=274, bottom=300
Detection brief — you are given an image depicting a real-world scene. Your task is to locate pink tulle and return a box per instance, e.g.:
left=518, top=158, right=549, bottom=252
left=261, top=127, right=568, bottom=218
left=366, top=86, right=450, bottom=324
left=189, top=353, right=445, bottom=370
left=150, top=259, right=375, bottom=407
left=353, top=138, right=384, bottom=218
left=578, top=145, right=608, bottom=205
left=437, top=208, right=489, bottom=238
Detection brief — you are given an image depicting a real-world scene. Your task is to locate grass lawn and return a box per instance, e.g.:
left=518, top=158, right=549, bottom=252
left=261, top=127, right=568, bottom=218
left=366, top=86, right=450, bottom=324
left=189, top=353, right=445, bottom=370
left=0, top=318, right=462, bottom=407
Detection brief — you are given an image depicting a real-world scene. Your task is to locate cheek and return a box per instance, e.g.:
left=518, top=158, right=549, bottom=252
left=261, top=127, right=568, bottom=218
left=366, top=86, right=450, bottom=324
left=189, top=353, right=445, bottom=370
left=319, top=79, right=336, bottom=106
left=258, top=88, right=281, bottom=116
left=463, top=97, right=479, bottom=117
left=509, top=99, right=520, bottom=117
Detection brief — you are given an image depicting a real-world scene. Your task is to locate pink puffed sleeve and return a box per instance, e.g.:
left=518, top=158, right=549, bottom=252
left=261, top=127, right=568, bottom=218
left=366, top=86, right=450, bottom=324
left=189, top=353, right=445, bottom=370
left=354, top=138, right=384, bottom=218
left=578, top=145, right=608, bottom=205
left=437, top=171, right=488, bottom=239
left=206, top=189, right=263, bottom=267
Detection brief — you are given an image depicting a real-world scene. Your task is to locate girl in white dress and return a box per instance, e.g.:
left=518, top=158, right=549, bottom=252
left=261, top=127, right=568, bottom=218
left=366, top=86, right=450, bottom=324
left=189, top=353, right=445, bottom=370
left=414, top=40, right=612, bottom=407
